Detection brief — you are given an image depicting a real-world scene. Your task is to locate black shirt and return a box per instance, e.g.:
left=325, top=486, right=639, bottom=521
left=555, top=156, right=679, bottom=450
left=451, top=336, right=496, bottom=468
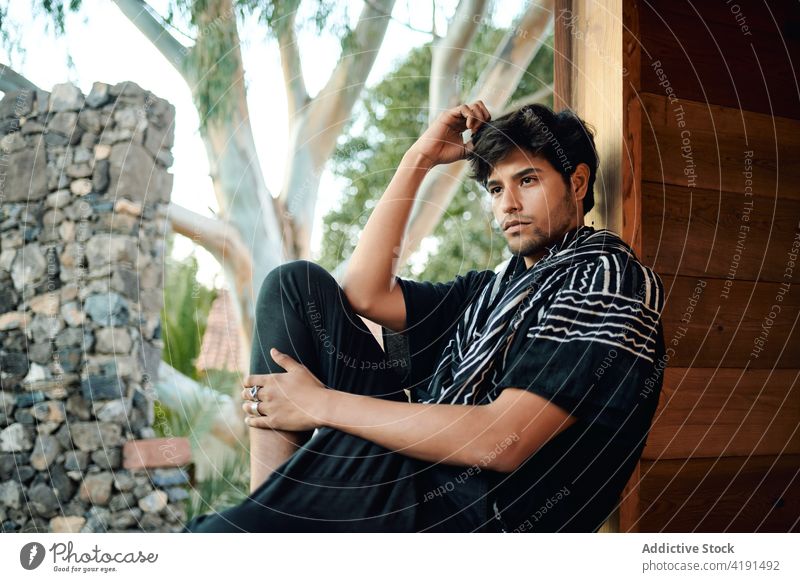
left=388, top=249, right=667, bottom=532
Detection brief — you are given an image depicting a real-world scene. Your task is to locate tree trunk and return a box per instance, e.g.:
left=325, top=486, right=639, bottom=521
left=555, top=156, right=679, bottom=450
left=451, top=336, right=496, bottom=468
left=278, top=0, right=397, bottom=260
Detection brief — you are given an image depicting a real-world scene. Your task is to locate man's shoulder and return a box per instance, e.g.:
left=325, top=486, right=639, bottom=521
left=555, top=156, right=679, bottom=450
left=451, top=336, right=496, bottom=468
left=574, top=250, right=665, bottom=317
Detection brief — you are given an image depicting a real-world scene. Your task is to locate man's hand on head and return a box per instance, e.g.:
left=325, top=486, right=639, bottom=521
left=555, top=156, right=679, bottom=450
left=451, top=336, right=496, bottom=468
left=407, top=100, right=491, bottom=168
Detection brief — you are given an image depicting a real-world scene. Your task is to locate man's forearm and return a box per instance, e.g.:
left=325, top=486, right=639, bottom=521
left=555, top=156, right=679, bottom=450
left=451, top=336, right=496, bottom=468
left=343, top=149, right=433, bottom=302
left=318, top=389, right=504, bottom=470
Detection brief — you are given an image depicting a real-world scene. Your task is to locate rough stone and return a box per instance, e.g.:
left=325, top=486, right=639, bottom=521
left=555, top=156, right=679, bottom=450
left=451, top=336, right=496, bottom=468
left=138, top=490, right=167, bottom=513
left=28, top=314, right=64, bottom=344
left=70, top=422, right=123, bottom=451
left=113, top=470, right=136, bottom=492
left=28, top=293, right=60, bottom=316
left=82, top=506, right=111, bottom=533
left=108, top=143, right=156, bottom=202
left=3, top=139, right=48, bottom=201
left=109, top=508, right=140, bottom=530
left=85, top=82, right=110, bottom=108
left=91, top=447, right=121, bottom=470
left=0, top=311, right=30, bottom=332
left=50, top=515, right=86, bottom=533
left=48, top=111, right=80, bottom=138
left=69, top=178, right=92, bottom=196
left=83, top=292, right=129, bottom=326
left=66, top=394, right=92, bottom=421
left=93, top=158, right=109, bottom=192
left=28, top=483, right=60, bottom=517
left=150, top=468, right=190, bottom=488
left=0, top=423, right=34, bottom=452
left=94, top=399, right=130, bottom=423
left=16, top=391, right=46, bottom=409
left=49, top=462, right=75, bottom=502
left=0, top=351, right=29, bottom=376
left=86, top=235, right=137, bottom=270
left=0, top=480, right=23, bottom=509
left=31, top=401, right=66, bottom=423
left=60, top=300, right=85, bottom=326
left=81, top=375, right=125, bottom=402
left=29, top=435, right=62, bottom=471
left=10, top=243, right=47, bottom=291
left=79, top=471, right=113, bottom=505
left=63, top=449, right=89, bottom=472
left=95, top=327, right=132, bottom=354
left=48, top=83, right=84, bottom=112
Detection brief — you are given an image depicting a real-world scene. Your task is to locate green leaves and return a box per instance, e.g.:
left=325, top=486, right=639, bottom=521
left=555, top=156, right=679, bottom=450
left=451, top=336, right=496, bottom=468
left=320, top=24, right=554, bottom=282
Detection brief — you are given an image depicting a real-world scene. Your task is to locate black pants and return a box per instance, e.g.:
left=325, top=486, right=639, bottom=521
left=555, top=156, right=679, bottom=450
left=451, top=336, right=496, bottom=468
left=181, top=260, right=495, bottom=532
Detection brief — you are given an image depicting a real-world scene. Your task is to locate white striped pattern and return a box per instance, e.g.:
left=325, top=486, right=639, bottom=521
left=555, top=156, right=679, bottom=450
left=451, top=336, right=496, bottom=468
left=417, top=226, right=665, bottom=406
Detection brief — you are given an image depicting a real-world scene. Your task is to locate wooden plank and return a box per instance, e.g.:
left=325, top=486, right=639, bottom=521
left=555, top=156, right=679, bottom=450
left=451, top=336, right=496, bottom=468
left=638, top=455, right=800, bottom=532
left=618, top=461, right=641, bottom=533
left=553, top=0, right=573, bottom=112
left=640, top=92, right=800, bottom=150
left=642, top=182, right=800, bottom=283
left=638, top=1, right=800, bottom=118
left=642, top=96, right=800, bottom=200
left=552, top=0, right=623, bottom=234
left=617, top=0, right=643, bottom=533
left=660, top=275, right=800, bottom=368
left=643, top=368, right=800, bottom=459
left=622, top=0, right=642, bottom=256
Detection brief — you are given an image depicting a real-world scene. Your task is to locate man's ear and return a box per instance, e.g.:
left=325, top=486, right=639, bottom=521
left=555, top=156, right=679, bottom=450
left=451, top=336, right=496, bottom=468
left=570, top=163, right=590, bottom=203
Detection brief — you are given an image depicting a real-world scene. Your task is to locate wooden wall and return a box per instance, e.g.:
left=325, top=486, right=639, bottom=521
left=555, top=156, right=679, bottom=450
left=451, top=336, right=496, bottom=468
left=623, top=0, right=800, bottom=531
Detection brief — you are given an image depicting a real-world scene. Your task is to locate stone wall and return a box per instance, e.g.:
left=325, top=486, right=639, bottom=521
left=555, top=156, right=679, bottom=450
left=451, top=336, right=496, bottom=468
left=0, top=81, right=189, bottom=532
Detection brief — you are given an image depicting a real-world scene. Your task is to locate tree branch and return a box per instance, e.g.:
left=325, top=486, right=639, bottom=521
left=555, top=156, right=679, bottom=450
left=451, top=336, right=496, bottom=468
left=274, top=1, right=309, bottom=124
left=0, top=63, right=41, bottom=94
left=468, top=0, right=554, bottom=103
left=502, top=82, right=555, bottom=114
left=429, top=0, right=489, bottom=123
left=399, top=0, right=555, bottom=269
left=167, top=203, right=253, bottom=297
left=111, top=0, right=190, bottom=80
left=313, top=0, right=396, bottom=126
left=156, top=361, right=246, bottom=448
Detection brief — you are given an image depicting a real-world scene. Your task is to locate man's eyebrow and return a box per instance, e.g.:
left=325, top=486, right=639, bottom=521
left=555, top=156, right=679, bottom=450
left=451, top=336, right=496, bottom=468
left=485, top=167, right=544, bottom=188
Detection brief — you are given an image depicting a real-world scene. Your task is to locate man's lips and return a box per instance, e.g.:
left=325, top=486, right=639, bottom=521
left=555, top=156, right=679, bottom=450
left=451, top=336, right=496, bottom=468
left=503, top=220, right=531, bottom=231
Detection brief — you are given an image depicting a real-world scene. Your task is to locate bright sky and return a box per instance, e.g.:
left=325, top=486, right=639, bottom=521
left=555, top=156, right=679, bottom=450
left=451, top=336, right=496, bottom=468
left=8, top=0, right=517, bottom=287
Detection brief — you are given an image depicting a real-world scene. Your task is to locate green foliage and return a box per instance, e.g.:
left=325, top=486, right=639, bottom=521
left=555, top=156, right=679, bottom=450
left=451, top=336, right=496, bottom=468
left=151, top=380, right=250, bottom=522
left=160, top=234, right=217, bottom=381
left=319, top=25, right=554, bottom=282
left=38, top=0, right=83, bottom=34
left=184, top=445, right=250, bottom=522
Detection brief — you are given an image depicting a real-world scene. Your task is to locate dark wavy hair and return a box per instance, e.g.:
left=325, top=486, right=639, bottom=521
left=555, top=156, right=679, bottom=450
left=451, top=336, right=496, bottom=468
left=466, top=103, right=598, bottom=214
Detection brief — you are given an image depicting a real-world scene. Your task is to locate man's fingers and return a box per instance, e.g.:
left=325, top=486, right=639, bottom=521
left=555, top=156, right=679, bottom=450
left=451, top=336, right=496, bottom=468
left=241, top=386, right=261, bottom=401
left=475, top=101, right=491, bottom=124
left=245, top=415, right=275, bottom=430
left=243, top=372, right=287, bottom=388
left=270, top=348, right=303, bottom=372
left=242, top=401, right=262, bottom=416
left=458, top=104, right=479, bottom=132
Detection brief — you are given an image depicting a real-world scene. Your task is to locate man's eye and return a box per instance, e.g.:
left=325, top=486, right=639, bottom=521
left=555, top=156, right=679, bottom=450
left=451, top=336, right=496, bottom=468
left=522, top=176, right=538, bottom=184
left=490, top=188, right=501, bottom=196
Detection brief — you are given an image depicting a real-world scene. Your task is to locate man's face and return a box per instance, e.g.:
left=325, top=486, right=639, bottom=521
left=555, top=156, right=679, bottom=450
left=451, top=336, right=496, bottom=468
left=486, top=148, right=582, bottom=268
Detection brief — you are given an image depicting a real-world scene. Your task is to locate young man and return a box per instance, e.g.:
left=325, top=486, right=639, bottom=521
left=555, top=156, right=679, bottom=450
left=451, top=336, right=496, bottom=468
left=182, top=101, right=666, bottom=533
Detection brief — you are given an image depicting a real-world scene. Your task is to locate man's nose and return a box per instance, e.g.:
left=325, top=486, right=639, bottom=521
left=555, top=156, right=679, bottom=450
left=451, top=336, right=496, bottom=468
left=500, top=187, right=522, bottom=213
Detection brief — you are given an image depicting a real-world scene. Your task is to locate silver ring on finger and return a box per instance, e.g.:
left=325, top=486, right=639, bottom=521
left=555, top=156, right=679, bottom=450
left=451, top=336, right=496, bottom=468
left=249, top=401, right=261, bottom=416
left=249, top=385, right=260, bottom=401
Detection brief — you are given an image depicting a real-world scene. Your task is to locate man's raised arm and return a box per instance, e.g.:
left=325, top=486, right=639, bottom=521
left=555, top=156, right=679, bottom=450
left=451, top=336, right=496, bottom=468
left=341, top=101, right=491, bottom=333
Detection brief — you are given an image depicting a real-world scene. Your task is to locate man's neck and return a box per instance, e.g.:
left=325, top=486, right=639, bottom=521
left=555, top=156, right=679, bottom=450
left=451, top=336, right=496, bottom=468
left=523, top=221, right=586, bottom=269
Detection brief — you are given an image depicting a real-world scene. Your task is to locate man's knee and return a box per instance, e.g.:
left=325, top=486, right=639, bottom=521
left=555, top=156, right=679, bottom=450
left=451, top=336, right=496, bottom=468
left=258, top=259, right=336, bottom=302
